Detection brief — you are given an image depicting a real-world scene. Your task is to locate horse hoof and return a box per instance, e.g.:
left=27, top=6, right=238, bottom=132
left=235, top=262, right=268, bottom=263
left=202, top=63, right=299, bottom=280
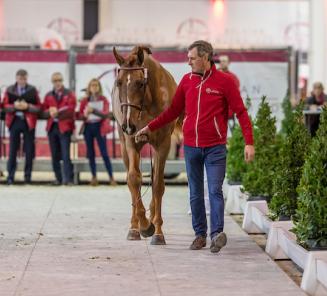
left=127, top=229, right=141, bottom=240
left=140, top=223, right=155, bottom=238
left=151, top=234, right=166, bottom=245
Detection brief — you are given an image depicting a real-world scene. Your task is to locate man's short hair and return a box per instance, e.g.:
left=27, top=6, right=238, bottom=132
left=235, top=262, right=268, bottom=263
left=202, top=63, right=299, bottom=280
left=51, top=72, right=63, bottom=80
left=16, top=69, right=28, bottom=77
left=188, top=40, right=214, bottom=62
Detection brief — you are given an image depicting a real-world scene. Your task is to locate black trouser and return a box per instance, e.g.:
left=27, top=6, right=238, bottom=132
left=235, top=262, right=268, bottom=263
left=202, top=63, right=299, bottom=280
left=7, top=117, right=35, bottom=182
left=48, top=123, right=73, bottom=183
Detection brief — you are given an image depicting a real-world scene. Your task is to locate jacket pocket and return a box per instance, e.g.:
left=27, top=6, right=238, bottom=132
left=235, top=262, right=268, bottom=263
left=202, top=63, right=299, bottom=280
left=214, top=116, right=222, bottom=138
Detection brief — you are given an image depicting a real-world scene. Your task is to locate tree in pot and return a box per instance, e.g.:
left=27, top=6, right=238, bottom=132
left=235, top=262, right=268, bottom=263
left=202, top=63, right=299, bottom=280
left=242, top=96, right=278, bottom=201
left=269, top=102, right=311, bottom=221
left=292, top=106, right=327, bottom=250
left=280, top=92, right=293, bottom=136
left=226, top=97, right=254, bottom=185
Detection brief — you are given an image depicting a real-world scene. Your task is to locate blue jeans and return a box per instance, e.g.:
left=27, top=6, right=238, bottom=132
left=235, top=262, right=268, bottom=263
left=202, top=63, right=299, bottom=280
left=48, top=123, right=73, bottom=183
left=84, top=122, right=113, bottom=178
left=184, top=144, right=226, bottom=239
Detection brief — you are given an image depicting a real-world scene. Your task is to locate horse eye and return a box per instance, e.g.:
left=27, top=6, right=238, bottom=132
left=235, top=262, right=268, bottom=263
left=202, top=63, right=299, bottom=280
left=117, top=80, right=122, bottom=87
left=137, top=80, right=144, bottom=88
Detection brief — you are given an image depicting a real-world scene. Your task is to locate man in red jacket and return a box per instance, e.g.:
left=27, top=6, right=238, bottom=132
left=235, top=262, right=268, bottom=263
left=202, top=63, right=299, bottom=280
left=3, top=69, right=41, bottom=184
left=135, top=40, right=255, bottom=253
left=43, top=72, right=76, bottom=185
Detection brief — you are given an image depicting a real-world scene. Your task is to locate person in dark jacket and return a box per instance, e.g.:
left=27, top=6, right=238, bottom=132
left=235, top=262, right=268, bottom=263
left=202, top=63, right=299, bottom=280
left=79, top=78, right=116, bottom=186
left=3, top=69, right=41, bottom=184
left=43, top=72, right=76, bottom=185
left=135, top=41, right=255, bottom=253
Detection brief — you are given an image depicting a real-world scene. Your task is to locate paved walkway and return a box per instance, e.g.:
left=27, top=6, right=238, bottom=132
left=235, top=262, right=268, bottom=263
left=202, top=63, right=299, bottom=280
left=0, top=185, right=306, bottom=296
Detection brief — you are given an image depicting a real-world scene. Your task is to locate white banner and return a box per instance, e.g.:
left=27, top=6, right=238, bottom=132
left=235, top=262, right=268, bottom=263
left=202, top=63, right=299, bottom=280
left=75, top=59, right=288, bottom=131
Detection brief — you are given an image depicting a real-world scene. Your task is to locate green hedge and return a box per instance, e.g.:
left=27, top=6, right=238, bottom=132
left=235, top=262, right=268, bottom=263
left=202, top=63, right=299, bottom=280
left=292, top=106, right=327, bottom=249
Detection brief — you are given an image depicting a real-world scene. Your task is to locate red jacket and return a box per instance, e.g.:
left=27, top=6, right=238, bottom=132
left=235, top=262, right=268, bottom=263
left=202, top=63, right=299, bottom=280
left=148, top=65, right=254, bottom=147
left=79, top=95, right=112, bottom=136
left=220, top=70, right=240, bottom=119
left=3, top=84, right=41, bottom=130
left=43, top=88, right=76, bottom=133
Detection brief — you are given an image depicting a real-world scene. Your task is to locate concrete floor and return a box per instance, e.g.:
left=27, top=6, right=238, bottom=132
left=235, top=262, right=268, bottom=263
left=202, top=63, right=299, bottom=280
left=0, top=185, right=306, bottom=296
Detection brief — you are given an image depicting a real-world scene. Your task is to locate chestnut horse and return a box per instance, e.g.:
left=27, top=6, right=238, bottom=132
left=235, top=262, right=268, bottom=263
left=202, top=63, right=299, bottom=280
left=111, top=46, right=179, bottom=245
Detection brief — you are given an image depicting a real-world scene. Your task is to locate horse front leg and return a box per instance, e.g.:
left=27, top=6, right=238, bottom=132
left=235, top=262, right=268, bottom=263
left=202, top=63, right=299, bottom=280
left=121, top=140, right=141, bottom=240
left=127, top=149, right=155, bottom=239
left=150, top=139, right=170, bottom=245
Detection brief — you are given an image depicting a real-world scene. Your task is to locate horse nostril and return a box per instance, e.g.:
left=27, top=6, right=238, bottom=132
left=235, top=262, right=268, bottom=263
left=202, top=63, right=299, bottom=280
left=130, top=125, right=136, bottom=135
left=122, top=123, right=127, bottom=132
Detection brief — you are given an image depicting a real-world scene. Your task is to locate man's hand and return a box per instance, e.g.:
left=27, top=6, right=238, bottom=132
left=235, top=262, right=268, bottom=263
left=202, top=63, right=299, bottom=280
left=20, top=100, right=29, bottom=110
left=49, top=107, right=58, bottom=118
left=14, top=101, right=22, bottom=110
left=135, top=125, right=151, bottom=143
left=244, top=145, right=255, bottom=163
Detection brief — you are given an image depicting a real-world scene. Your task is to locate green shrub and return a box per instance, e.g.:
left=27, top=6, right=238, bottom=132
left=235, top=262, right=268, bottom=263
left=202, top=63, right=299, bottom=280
left=242, top=96, right=278, bottom=200
left=292, top=106, right=327, bottom=249
left=280, top=93, right=293, bottom=136
left=269, top=102, right=311, bottom=220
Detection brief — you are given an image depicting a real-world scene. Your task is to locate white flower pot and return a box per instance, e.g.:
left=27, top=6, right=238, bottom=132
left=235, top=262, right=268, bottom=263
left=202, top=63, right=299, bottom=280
left=267, top=227, right=327, bottom=296
left=225, top=185, right=248, bottom=214
left=242, top=200, right=270, bottom=233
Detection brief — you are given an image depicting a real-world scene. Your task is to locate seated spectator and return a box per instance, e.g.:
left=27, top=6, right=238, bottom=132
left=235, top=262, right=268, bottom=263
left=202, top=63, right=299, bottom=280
left=3, top=69, right=41, bottom=185
left=306, top=82, right=327, bottom=108
left=43, top=72, right=76, bottom=185
left=79, top=79, right=116, bottom=186
left=305, top=82, right=327, bottom=136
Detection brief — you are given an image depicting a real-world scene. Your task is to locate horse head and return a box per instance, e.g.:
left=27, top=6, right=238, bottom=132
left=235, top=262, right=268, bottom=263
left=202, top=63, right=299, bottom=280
left=113, top=46, right=152, bottom=136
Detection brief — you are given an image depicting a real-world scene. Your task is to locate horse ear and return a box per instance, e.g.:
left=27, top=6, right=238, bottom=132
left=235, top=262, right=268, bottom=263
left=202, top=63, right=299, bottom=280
left=137, top=47, right=144, bottom=65
left=113, top=47, right=125, bottom=66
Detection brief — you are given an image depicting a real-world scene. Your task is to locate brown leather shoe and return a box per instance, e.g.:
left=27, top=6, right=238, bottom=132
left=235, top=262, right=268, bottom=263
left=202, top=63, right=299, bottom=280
left=189, top=235, right=207, bottom=250
left=109, top=178, right=117, bottom=186
left=90, top=177, right=98, bottom=186
left=210, top=232, right=227, bottom=253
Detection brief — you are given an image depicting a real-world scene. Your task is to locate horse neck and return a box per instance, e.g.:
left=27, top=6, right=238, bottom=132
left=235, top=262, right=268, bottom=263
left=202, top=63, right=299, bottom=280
left=143, top=57, right=166, bottom=115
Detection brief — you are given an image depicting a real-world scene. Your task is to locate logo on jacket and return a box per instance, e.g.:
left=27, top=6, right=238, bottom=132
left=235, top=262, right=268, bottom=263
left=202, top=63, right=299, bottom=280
left=206, top=88, right=220, bottom=95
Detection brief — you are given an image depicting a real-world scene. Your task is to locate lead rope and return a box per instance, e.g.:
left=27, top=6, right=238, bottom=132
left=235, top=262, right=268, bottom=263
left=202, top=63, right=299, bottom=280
left=132, top=142, right=153, bottom=211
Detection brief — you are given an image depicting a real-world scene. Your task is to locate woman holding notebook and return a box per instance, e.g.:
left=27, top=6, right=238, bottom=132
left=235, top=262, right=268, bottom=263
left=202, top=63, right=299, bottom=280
left=79, top=79, right=116, bottom=186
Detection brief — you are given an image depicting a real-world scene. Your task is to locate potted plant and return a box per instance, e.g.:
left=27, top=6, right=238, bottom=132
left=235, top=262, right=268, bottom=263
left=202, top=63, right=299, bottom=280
left=266, top=107, right=327, bottom=296
left=293, top=106, right=327, bottom=250
left=269, top=102, right=311, bottom=221
left=242, top=96, right=278, bottom=201
left=242, top=96, right=279, bottom=234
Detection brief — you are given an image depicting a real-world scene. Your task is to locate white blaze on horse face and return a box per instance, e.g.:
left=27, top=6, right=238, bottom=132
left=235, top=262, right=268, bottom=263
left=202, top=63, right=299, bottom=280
left=126, top=74, right=132, bottom=134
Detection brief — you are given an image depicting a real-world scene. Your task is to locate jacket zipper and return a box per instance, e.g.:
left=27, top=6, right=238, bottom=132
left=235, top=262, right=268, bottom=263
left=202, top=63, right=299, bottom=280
left=214, top=116, right=222, bottom=138
left=195, top=70, right=212, bottom=147
left=195, top=76, right=204, bottom=147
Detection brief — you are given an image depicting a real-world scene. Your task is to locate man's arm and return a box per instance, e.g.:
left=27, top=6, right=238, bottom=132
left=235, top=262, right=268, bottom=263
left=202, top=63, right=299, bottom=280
left=135, top=79, right=186, bottom=141
left=224, top=76, right=255, bottom=162
left=2, top=91, right=15, bottom=113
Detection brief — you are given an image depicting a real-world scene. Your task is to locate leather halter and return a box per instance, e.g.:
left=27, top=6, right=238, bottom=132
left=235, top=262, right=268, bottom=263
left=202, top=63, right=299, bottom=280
left=117, top=66, right=148, bottom=116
